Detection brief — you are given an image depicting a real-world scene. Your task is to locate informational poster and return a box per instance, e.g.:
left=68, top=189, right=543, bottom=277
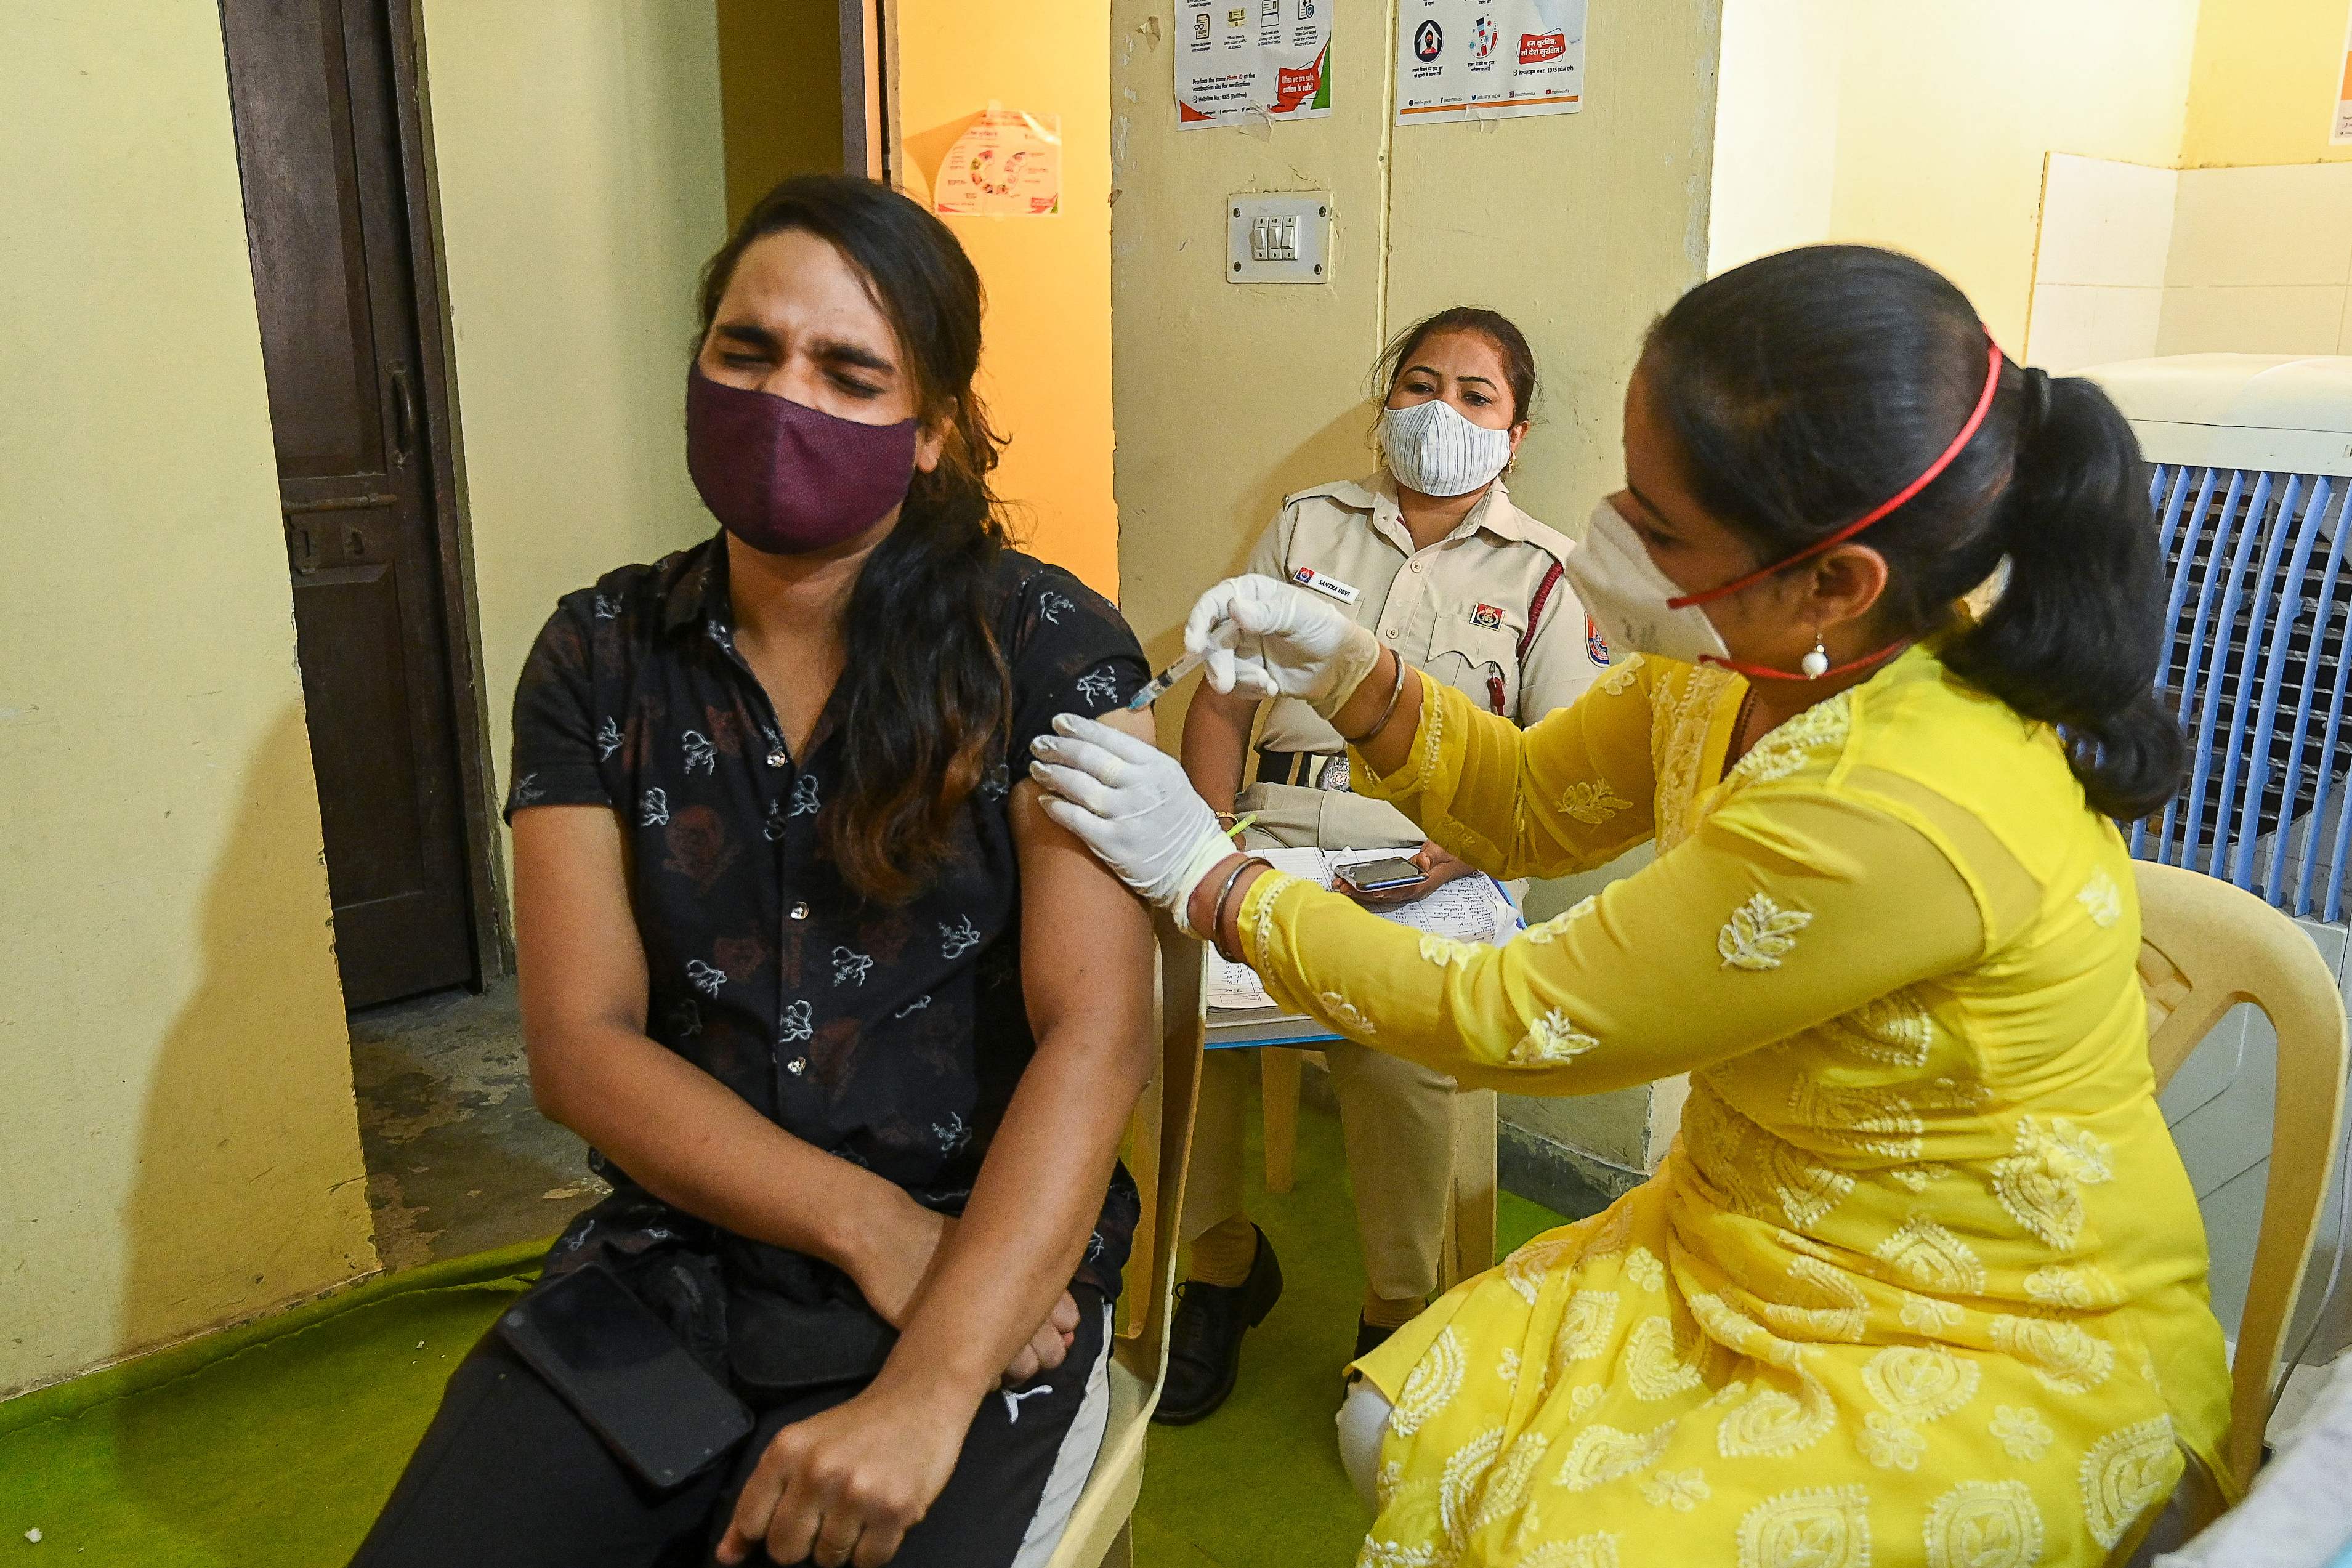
left=1176, top=0, right=1333, bottom=130
left=1395, top=0, right=1586, bottom=125
left=2335, top=0, right=2352, bottom=145
left=932, top=110, right=1061, bottom=217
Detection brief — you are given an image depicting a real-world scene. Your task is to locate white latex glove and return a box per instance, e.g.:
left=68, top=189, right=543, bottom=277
left=1184, top=575, right=1384, bottom=717
left=1027, top=714, right=1235, bottom=932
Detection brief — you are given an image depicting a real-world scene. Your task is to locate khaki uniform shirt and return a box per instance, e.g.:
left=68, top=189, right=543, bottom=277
left=1248, top=474, right=1601, bottom=755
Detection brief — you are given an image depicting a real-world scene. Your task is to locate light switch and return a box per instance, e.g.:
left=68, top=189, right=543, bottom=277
left=1227, top=192, right=1330, bottom=285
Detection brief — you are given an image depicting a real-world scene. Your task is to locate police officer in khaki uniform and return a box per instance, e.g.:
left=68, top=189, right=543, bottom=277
left=1158, top=307, right=1605, bottom=1423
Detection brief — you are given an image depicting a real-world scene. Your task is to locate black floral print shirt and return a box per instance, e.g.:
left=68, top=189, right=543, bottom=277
left=506, top=533, right=1148, bottom=1303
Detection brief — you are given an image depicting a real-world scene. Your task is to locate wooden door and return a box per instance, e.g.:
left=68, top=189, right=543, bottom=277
left=220, top=0, right=477, bottom=1008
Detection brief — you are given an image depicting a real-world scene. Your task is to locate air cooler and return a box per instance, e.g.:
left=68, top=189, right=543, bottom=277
left=2084, top=352, right=2352, bottom=1379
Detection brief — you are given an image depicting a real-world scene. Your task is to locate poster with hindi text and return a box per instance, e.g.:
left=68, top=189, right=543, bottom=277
left=932, top=110, right=1061, bottom=217
left=1176, top=0, right=1332, bottom=130
left=1395, top=0, right=1585, bottom=126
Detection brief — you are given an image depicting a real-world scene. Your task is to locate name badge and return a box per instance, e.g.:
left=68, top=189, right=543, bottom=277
left=1292, top=566, right=1362, bottom=606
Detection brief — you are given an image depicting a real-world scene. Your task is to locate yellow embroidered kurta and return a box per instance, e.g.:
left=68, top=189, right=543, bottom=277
left=1233, top=648, right=2231, bottom=1568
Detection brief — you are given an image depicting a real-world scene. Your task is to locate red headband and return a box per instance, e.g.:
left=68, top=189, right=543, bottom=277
left=1668, top=341, right=2007, bottom=611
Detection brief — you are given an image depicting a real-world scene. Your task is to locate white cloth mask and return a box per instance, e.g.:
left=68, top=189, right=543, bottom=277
left=1378, top=399, right=1513, bottom=498
left=1562, top=499, right=1734, bottom=667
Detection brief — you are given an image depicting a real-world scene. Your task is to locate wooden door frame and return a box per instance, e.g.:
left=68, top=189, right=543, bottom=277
left=382, top=0, right=511, bottom=980
left=839, top=0, right=903, bottom=185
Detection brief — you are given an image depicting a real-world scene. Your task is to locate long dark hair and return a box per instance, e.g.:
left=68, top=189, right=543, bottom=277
left=1375, top=305, right=1540, bottom=424
left=699, top=175, right=1010, bottom=903
left=1643, top=244, right=2183, bottom=822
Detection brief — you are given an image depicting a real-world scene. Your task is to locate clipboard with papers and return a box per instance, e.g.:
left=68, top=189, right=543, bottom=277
left=1205, top=847, right=1524, bottom=1048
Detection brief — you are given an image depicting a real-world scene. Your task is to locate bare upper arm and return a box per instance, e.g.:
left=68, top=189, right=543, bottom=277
left=511, top=804, right=650, bottom=1051
left=1011, top=708, right=1157, bottom=1058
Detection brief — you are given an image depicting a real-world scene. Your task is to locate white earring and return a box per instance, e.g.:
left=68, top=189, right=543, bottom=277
left=1800, top=638, right=1830, bottom=680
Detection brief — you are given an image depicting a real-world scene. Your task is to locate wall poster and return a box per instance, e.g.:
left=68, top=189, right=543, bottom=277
left=1176, top=0, right=1333, bottom=130
left=1395, top=0, right=1586, bottom=125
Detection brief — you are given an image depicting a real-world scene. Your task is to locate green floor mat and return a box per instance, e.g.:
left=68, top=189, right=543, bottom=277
left=0, top=1244, right=544, bottom=1565
left=1131, top=1079, right=1570, bottom=1568
left=0, top=1081, right=1570, bottom=1567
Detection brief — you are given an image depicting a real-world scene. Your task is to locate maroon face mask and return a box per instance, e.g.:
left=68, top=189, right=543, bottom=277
left=685, top=363, right=921, bottom=555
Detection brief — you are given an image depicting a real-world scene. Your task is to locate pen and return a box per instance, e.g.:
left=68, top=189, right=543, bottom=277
left=1125, top=649, right=1207, bottom=711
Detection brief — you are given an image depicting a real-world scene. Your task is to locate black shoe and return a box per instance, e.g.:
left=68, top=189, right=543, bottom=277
left=1353, top=1317, right=1399, bottom=1360
left=1153, top=1225, right=1282, bottom=1425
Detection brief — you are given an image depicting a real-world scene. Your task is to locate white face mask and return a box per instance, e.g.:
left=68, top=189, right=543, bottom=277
left=1379, top=399, right=1513, bottom=498
left=1562, top=499, right=1734, bottom=667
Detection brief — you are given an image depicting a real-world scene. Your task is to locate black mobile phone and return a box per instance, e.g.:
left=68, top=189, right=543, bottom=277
left=497, top=1264, right=754, bottom=1489
left=1336, top=855, right=1429, bottom=894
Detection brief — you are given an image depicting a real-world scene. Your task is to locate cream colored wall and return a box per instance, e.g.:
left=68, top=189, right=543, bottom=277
left=418, top=1, right=730, bottom=833
left=1, top=2, right=376, bottom=1395
left=2183, top=0, right=2352, bottom=168
left=895, top=0, right=1121, bottom=599
left=1710, top=0, right=2204, bottom=347
left=1113, top=0, right=1722, bottom=669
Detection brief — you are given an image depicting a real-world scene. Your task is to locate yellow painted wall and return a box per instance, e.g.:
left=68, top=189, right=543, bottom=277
left=1710, top=0, right=2204, bottom=346
left=418, top=2, right=730, bottom=843
left=716, top=0, right=846, bottom=227
left=1, top=2, right=376, bottom=1395
left=895, top=0, right=1121, bottom=599
left=2183, top=0, right=2352, bottom=166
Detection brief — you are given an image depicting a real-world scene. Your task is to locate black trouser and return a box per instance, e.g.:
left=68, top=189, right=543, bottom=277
left=347, top=1288, right=1110, bottom=1568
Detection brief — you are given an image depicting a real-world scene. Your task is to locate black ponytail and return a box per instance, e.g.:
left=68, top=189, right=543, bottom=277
left=1941, top=374, right=2186, bottom=820
left=1644, top=245, right=2184, bottom=822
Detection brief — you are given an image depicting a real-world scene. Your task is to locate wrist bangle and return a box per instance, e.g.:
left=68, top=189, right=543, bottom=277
left=1209, top=857, right=1267, bottom=964
left=1340, top=654, right=1408, bottom=748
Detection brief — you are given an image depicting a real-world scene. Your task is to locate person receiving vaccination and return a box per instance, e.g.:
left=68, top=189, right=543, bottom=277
left=1164, top=307, right=1603, bottom=1425
left=1033, top=246, right=2229, bottom=1565
left=351, top=176, right=1158, bottom=1568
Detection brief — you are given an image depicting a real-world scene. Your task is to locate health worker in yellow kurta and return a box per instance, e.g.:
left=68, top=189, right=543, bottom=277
left=1030, top=246, right=2230, bottom=1567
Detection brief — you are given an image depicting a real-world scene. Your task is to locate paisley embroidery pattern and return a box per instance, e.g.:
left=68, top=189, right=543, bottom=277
left=1716, top=1370, right=1837, bottom=1459
left=1719, top=892, right=1814, bottom=972
left=1991, top=1117, right=2115, bottom=1250
left=1552, top=1420, right=1676, bottom=1492
left=2080, top=1414, right=2177, bottom=1548
left=1991, top=1314, right=2115, bottom=1395
left=1874, top=1214, right=1988, bottom=1295
left=1758, top=1255, right=1870, bottom=1343
left=1786, top=1079, right=1924, bottom=1161
left=1819, top=988, right=1934, bottom=1068
left=1862, top=1345, right=1981, bottom=1423
left=1625, top=1315, right=1705, bottom=1400
left=1519, top=1535, right=1620, bottom=1568
left=1511, top=1009, right=1601, bottom=1066
left=1734, top=1486, right=1872, bottom=1568
left=1764, top=1139, right=1855, bottom=1229
left=1439, top=1426, right=1506, bottom=1550
left=1554, top=1290, right=1620, bottom=1366
left=1504, top=1236, right=1579, bottom=1304
left=1923, top=1479, right=2045, bottom=1568
left=1599, top=653, right=1645, bottom=697
left=1470, top=1429, right=1550, bottom=1535
left=1390, top=1327, right=1468, bottom=1437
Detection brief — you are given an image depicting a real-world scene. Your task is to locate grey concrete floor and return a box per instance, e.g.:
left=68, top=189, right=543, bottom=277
left=349, top=979, right=607, bottom=1271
